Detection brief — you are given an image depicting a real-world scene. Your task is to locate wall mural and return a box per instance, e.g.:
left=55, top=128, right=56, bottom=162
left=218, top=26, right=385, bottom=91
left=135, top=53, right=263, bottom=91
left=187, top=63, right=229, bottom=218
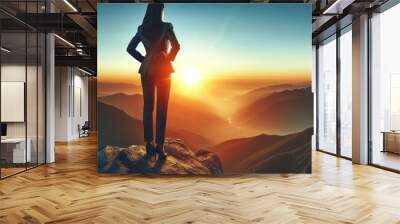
left=97, top=3, right=313, bottom=174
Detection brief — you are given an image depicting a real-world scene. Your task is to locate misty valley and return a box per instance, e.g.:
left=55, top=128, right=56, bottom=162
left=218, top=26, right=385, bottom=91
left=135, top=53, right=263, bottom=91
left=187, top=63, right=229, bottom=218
left=98, top=78, right=313, bottom=173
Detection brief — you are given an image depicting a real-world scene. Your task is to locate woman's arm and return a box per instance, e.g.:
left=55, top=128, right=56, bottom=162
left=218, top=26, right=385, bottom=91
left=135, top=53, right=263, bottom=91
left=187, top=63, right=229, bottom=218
left=127, top=28, right=145, bottom=63
left=166, top=23, right=180, bottom=62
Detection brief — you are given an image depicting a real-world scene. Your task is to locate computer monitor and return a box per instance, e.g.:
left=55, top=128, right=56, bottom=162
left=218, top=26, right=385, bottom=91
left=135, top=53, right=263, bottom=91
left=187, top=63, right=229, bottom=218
left=1, top=123, right=7, bottom=137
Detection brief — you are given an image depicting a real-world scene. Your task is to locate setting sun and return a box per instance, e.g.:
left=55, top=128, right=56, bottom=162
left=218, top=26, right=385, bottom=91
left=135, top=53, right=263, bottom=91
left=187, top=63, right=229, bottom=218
left=181, top=67, right=201, bottom=85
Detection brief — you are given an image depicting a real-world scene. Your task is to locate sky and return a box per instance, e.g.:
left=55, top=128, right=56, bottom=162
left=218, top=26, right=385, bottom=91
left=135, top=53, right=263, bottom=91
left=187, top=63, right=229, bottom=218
left=98, top=3, right=311, bottom=82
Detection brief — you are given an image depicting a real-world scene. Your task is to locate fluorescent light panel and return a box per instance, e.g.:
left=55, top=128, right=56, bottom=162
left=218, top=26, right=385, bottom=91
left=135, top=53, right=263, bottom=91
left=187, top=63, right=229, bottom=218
left=78, top=67, right=93, bottom=76
left=1, top=47, right=11, bottom=53
left=323, top=0, right=354, bottom=15
left=63, top=0, right=78, bottom=12
left=54, top=34, right=75, bottom=48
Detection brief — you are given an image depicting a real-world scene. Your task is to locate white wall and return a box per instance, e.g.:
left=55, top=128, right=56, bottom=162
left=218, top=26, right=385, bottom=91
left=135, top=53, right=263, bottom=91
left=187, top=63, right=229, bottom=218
left=55, top=67, right=89, bottom=141
left=55, top=66, right=70, bottom=141
left=72, top=73, right=89, bottom=138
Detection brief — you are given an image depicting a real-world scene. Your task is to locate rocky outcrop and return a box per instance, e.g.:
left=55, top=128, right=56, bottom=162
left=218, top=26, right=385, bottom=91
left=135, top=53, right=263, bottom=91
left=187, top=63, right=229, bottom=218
left=98, top=138, right=223, bottom=175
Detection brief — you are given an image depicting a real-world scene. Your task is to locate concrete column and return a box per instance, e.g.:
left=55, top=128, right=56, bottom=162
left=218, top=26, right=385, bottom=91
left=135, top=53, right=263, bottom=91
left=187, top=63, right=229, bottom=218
left=46, top=0, right=55, bottom=163
left=55, top=67, right=72, bottom=142
left=352, top=14, right=369, bottom=164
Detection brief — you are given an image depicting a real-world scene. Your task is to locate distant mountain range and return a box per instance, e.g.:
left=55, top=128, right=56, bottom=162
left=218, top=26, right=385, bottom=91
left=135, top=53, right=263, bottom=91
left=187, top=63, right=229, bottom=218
left=231, top=83, right=300, bottom=110
left=99, top=92, right=237, bottom=143
left=233, top=87, right=313, bottom=135
left=211, top=128, right=312, bottom=173
left=97, top=82, right=141, bottom=97
left=97, top=102, right=214, bottom=151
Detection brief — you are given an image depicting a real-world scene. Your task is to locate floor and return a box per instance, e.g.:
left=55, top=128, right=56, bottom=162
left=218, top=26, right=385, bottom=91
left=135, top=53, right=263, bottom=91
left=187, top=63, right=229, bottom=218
left=0, top=167, right=25, bottom=178
left=0, top=135, right=400, bottom=223
left=1, top=163, right=43, bottom=178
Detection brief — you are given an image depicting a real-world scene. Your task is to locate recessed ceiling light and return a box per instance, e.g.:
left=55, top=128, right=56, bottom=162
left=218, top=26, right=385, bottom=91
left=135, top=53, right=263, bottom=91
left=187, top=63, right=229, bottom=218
left=1, top=47, right=11, bottom=53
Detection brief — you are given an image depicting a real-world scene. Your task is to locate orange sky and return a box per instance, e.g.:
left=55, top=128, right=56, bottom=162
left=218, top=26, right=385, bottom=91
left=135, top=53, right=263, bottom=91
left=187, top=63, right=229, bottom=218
left=98, top=71, right=311, bottom=84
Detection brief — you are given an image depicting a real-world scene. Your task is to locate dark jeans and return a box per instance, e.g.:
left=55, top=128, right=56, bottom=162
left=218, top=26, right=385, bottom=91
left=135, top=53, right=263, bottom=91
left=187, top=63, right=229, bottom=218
left=141, top=75, right=171, bottom=145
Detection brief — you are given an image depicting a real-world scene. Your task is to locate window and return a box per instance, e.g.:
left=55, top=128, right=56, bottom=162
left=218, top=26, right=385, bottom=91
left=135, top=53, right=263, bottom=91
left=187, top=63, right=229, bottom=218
left=339, top=27, right=352, bottom=158
left=317, top=35, right=337, bottom=154
left=390, top=74, right=400, bottom=130
left=370, top=3, right=400, bottom=171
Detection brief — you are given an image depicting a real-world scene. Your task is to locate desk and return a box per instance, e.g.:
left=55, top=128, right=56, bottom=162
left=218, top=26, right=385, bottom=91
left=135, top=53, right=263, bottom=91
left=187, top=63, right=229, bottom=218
left=382, top=131, right=400, bottom=154
left=1, top=138, right=31, bottom=163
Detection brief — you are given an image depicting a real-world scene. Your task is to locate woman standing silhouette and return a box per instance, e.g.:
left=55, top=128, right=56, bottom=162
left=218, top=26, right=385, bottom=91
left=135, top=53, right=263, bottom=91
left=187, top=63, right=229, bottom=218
left=127, top=3, right=180, bottom=160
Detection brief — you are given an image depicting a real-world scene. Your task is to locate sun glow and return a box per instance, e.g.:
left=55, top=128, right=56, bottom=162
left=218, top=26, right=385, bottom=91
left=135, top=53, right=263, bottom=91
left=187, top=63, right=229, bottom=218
left=181, top=67, right=201, bottom=85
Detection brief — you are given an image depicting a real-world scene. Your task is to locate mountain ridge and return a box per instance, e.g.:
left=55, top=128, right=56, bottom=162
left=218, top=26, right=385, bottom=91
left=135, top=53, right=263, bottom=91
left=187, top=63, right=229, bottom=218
left=233, top=87, right=313, bottom=135
left=211, top=128, right=312, bottom=173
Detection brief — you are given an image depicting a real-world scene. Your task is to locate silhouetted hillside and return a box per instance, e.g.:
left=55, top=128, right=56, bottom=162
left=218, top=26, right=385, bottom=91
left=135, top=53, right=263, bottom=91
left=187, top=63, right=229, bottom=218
left=211, top=134, right=283, bottom=170
left=233, top=87, right=313, bottom=134
left=211, top=128, right=312, bottom=173
left=98, top=102, right=144, bottom=150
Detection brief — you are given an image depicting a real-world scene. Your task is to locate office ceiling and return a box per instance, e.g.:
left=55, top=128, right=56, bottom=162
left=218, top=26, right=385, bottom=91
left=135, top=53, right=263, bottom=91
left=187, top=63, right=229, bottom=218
left=0, top=0, right=394, bottom=74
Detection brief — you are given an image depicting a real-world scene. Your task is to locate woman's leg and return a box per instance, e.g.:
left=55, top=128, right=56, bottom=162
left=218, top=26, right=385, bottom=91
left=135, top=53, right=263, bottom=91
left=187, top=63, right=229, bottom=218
left=141, top=76, right=155, bottom=144
left=155, top=78, right=171, bottom=145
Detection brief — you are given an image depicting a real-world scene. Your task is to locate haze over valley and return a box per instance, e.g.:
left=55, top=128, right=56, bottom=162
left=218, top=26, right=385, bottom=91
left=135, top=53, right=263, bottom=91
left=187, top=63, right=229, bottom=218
left=98, top=76, right=313, bottom=173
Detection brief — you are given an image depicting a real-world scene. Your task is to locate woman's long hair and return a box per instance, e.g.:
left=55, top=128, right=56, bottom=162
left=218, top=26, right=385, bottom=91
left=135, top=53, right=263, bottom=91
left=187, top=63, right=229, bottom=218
left=142, top=3, right=164, bottom=41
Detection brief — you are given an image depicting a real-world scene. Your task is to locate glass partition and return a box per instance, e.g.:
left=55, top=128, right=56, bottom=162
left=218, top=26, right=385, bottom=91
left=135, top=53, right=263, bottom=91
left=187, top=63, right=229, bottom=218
left=0, top=1, right=46, bottom=179
left=1, top=30, right=28, bottom=177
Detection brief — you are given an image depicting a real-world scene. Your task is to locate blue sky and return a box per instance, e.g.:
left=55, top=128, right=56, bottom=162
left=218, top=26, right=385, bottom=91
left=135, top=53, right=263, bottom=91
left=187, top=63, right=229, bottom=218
left=98, top=3, right=311, bottom=81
